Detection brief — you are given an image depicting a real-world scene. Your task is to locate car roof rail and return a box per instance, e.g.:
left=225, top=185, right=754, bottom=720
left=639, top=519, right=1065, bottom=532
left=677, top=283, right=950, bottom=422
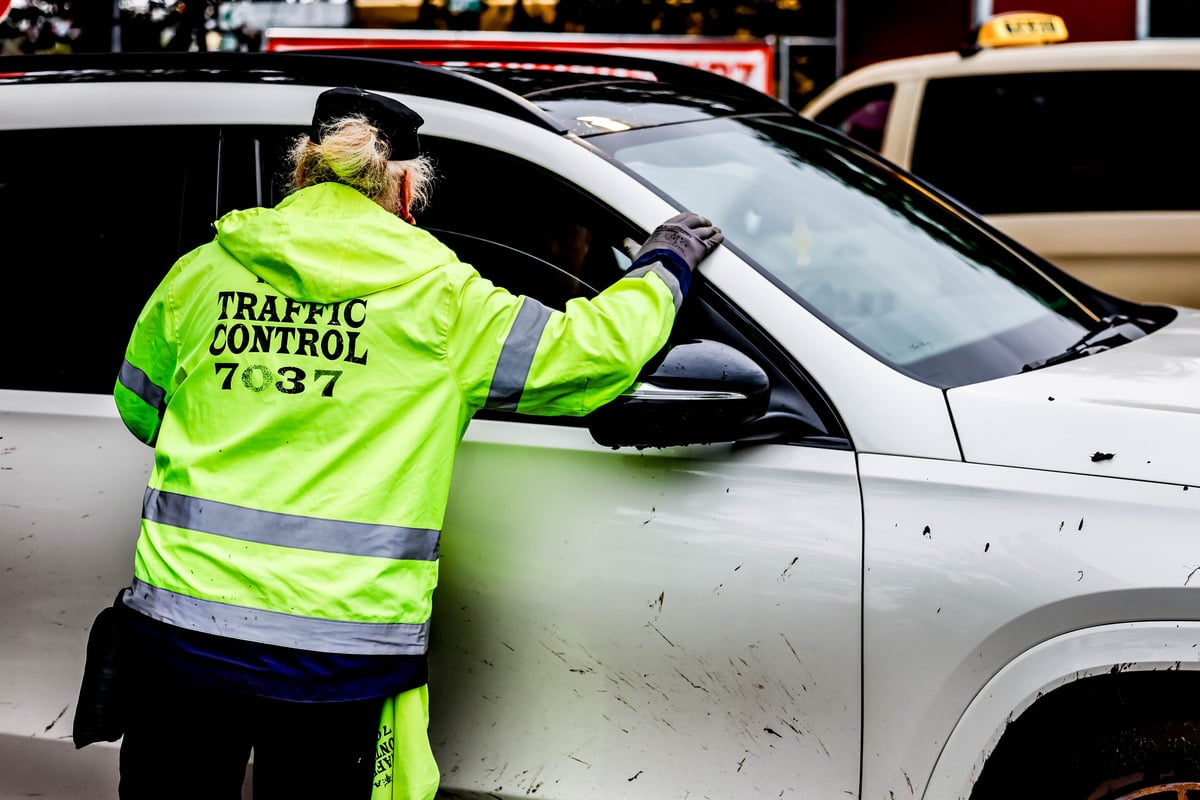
left=0, top=47, right=791, bottom=129
left=0, top=50, right=567, bottom=133
left=282, top=45, right=793, bottom=113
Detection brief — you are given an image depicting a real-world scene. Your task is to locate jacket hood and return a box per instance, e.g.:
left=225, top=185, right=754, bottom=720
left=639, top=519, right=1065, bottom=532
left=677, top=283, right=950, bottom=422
left=215, top=182, right=457, bottom=304
left=947, top=308, right=1200, bottom=486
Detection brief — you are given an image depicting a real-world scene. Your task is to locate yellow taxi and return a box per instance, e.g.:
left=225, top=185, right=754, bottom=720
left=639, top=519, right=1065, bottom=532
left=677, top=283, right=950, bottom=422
left=802, top=12, right=1200, bottom=308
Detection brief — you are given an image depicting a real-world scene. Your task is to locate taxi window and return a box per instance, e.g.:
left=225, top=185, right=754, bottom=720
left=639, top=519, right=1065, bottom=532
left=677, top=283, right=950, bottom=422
left=911, top=70, right=1200, bottom=215
left=811, top=84, right=895, bottom=153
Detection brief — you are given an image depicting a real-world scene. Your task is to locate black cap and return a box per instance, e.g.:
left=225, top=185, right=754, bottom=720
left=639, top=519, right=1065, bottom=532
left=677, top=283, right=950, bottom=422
left=310, top=87, right=424, bottom=160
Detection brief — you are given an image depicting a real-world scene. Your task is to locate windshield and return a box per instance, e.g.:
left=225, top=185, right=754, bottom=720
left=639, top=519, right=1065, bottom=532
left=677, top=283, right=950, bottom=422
left=595, top=115, right=1120, bottom=388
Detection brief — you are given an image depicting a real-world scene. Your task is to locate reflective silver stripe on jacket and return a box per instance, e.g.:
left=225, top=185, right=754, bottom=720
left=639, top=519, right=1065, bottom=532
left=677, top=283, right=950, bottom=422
left=485, top=297, right=553, bottom=410
left=143, top=488, right=440, bottom=561
left=124, top=579, right=430, bottom=655
left=118, top=360, right=167, bottom=413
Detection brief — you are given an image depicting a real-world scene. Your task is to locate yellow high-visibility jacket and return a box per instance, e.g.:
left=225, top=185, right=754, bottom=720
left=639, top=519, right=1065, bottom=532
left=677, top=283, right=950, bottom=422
left=114, top=182, right=681, bottom=656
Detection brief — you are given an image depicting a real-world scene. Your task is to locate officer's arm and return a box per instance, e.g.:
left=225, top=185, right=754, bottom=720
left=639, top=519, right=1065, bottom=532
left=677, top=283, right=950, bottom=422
left=114, top=266, right=183, bottom=446
left=448, top=212, right=722, bottom=416
left=448, top=268, right=678, bottom=417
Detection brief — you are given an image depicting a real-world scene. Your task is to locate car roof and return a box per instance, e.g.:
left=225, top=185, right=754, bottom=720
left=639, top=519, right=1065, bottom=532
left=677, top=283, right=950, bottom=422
left=0, top=49, right=795, bottom=136
left=820, top=37, right=1200, bottom=88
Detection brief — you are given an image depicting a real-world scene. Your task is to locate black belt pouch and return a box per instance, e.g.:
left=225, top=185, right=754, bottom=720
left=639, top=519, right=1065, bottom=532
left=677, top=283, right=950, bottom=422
left=72, top=588, right=129, bottom=749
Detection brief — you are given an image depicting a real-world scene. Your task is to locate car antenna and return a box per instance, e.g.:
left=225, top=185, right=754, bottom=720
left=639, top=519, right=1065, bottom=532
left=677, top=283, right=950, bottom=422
left=958, top=24, right=984, bottom=57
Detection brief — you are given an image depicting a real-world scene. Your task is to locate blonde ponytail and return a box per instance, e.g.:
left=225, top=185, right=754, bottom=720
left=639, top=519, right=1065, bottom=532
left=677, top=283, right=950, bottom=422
left=289, top=115, right=434, bottom=214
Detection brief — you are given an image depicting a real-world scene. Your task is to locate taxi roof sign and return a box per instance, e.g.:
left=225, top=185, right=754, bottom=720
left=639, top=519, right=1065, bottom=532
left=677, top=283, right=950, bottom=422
left=975, top=12, right=1068, bottom=48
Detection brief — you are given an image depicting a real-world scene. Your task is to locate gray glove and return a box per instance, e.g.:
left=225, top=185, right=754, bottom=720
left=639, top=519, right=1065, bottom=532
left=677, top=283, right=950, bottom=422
left=632, top=212, right=725, bottom=274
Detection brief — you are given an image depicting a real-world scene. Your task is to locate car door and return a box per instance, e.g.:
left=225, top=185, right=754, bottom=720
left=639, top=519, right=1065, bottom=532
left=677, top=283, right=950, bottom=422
left=395, top=136, right=866, bottom=798
left=0, top=104, right=865, bottom=799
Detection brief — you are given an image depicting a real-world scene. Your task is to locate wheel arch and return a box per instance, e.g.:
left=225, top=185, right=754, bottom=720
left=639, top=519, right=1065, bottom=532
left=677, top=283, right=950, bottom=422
left=922, top=621, right=1200, bottom=800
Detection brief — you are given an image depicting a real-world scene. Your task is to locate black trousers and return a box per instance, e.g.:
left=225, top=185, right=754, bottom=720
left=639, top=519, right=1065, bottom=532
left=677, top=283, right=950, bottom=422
left=119, top=676, right=381, bottom=800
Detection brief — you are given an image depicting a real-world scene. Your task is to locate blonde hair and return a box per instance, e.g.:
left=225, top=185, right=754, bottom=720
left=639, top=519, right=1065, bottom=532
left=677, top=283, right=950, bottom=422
left=288, top=114, right=435, bottom=214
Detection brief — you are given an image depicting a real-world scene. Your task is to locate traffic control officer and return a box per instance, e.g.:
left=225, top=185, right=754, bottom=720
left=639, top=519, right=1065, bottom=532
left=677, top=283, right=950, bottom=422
left=110, top=86, right=723, bottom=800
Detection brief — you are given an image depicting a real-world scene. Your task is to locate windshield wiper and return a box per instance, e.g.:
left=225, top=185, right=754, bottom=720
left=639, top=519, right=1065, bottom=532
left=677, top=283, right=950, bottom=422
left=1022, top=313, right=1148, bottom=371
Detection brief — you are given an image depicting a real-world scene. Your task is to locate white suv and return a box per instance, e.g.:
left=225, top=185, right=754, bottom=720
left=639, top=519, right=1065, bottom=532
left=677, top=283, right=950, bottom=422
left=4, top=48, right=1200, bottom=800
left=803, top=12, right=1200, bottom=309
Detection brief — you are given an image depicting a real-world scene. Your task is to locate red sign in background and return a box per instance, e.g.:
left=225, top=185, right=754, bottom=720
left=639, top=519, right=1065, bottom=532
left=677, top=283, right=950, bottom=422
left=0, top=0, right=11, bottom=24
left=264, top=29, right=778, bottom=97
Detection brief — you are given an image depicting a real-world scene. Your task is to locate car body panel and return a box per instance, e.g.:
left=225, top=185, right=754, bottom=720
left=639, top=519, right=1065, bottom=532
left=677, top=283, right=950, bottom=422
left=949, top=307, right=1200, bottom=484
left=859, top=454, right=1200, bottom=800
left=432, top=421, right=863, bottom=797
left=0, top=393, right=146, bottom=797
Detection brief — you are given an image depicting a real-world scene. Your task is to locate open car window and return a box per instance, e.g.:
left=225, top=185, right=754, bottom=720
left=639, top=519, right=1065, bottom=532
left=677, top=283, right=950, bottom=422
left=416, top=138, right=636, bottom=308
left=423, top=228, right=603, bottom=305
left=249, top=130, right=636, bottom=310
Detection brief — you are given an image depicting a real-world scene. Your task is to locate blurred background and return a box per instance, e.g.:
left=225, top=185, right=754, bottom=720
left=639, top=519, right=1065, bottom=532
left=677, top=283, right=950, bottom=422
left=2, top=0, right=1199, bottom=109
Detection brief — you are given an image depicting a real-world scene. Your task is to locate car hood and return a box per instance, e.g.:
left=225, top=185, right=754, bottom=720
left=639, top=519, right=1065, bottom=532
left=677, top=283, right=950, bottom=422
left=947, top=307, right=1200, bottom=486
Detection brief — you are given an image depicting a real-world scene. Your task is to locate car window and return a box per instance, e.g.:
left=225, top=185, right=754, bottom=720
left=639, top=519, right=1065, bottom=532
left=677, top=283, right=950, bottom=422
left=250, top=132, right=637, bottom=310
left=219, top=125, right=304, bottom=216
left=416, top=138, right=636, bottom=307
left=912, top=70, right=1200, bottom=215
left=811, top=83, right=895, bottom=153
left=0, top=125, right=218, bottom=394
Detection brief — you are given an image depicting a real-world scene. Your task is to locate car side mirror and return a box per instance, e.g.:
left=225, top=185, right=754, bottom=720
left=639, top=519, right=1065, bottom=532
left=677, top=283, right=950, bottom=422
left=588, top=339, right=771, bottom=449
